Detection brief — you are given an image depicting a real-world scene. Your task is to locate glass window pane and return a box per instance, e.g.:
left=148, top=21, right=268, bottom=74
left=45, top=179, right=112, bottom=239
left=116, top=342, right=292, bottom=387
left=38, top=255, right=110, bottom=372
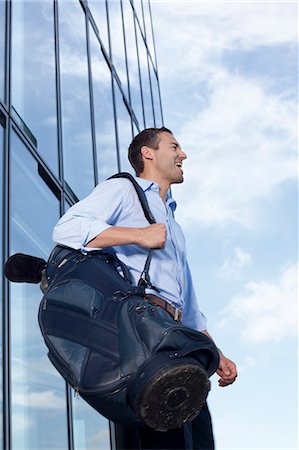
left=72, top=392, right=110, bottom=450
left=0, top=123, right=4, bottom=450
left=11, top=1, right=58, bottom=175
left=132, top=0, right=144, bottom=32
left=133, top=122, right=139, bottom=138
left=150, top=65, right=163, bottom=127
left=107, top=1, right=128, bottom=97
left=115, top=83, right=134, bottom=174
left=87, top=0, right=109, bottom=53
left=59, top=0, right=95, bottom=199
left=10, top=132, right=68, bottom=450
left=136, top=29, right=154, bottom=127
left=143, top=0, right=155, bottom=62
left=122, top=1, right=144, bottom=129
left=90, top=28, right=119, bottom=180
left=0, top=0, right=5, bottom=101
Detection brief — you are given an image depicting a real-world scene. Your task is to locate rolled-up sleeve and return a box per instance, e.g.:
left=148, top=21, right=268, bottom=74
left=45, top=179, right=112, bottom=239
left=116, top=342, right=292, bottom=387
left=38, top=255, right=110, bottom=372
left=182, top=261, right=207, bottom=332
left=53, top=179, right=131, bottom=250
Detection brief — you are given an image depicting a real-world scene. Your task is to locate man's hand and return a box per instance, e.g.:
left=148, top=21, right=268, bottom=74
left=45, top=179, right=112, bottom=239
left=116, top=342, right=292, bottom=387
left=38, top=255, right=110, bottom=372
left=199, top=330, right=238, bottom=388
left=217, top=353, right=238, bottom=387
left=138, top=224, right=167, bottom=249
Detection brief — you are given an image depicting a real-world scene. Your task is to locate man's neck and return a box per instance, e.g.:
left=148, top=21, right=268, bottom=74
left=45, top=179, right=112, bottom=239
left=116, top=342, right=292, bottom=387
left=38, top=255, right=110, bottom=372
left=139, top=173, right=170, bottom=203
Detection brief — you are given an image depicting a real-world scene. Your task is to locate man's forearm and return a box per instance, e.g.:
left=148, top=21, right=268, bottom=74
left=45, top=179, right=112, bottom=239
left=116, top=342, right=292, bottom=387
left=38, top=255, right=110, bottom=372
left=86, top=224, right=166, bottom=249
left=86, top=227, right=144, bottom=248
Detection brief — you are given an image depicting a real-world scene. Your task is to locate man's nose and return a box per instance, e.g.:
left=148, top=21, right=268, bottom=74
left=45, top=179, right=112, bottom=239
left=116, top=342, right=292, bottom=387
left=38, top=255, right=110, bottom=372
left=179, top=149, right=187, bottom=160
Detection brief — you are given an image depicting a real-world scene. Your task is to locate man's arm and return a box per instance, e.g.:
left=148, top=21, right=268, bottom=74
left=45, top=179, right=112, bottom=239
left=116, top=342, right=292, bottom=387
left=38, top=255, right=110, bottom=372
left=86, top=224, right=167, bottom=249
left=53, top=178, right=167, bottom=250
left=201, top=329, right=238, bottom=387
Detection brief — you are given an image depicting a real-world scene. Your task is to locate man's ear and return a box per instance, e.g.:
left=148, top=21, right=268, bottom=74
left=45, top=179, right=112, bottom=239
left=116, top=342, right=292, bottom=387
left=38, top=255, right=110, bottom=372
left=141, top=146, right=154, bottom=161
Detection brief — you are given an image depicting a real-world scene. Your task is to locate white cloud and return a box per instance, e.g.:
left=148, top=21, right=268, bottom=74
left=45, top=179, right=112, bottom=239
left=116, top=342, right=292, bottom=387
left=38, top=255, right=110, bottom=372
left=153, top=1, right=297, bottom=229
left=219, top=246, right=252, bottom=279
left=153, top=1, right=298, bottom=78
left=172, top=71, right=297, bottom=228
left=12, top=389, right=66, bottom=410
left=87, top=429, right=111, bottom=450
left=11, top=413, right=35, bottom=435
left=219, top=263, right=298, bottom=343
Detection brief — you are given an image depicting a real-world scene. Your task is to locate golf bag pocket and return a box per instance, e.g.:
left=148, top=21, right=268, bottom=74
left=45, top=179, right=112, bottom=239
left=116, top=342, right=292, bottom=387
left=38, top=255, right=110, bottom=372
left=43, top=279, right=104, bottom=316
left=39, top=279, right=122, bottom=393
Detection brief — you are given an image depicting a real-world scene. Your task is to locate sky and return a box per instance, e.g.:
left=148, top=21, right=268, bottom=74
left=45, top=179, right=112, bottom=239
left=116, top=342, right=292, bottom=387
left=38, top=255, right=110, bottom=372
left=151, top=1, right=298, bottom=449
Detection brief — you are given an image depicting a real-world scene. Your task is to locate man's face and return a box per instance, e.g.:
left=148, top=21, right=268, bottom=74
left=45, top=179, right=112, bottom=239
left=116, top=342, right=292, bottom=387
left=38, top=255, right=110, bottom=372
left=153, top=132, right=187, bottom=185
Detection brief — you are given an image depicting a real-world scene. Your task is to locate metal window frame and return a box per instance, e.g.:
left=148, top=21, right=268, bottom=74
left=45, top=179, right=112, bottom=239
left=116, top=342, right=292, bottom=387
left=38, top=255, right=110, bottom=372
left=130, top=0, right=164, bottom=127
left=84, top=3, right=99, bottom=187
left=2, top=1, right=12, bottom=448
left=148, top=0, right=164, bottom=125
left=53, top=0, right=65, bottom=211
left=120, top=0, right=135, bottom=136
left=132, top=8, right=146, bottom=128
left=139, top=0, right=156, bottom=127
left=105, top=0, right=121, bottom=172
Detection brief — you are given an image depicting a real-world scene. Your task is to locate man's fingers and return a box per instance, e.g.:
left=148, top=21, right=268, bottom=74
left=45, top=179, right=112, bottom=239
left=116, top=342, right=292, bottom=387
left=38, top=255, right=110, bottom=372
left=140, top=224, right=167, bottom=248
left=217, top=362, right=231, bottom=377
left=217, top=356, right=238, bottom=387
left=218, top=378, right=236, bottom=387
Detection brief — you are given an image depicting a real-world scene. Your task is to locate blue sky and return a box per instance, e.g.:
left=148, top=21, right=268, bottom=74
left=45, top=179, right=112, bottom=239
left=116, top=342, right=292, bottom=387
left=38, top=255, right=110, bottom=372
left=152, top=1, right=298, bottom=449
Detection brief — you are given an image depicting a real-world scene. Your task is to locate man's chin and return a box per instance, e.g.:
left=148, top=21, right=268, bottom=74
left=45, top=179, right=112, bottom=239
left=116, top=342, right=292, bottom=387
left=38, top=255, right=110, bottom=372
left=172, top=175, right=184, bottom=185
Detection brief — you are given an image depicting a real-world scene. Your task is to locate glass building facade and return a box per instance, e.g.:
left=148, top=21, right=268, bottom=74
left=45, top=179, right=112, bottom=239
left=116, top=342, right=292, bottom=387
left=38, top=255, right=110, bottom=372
left=0, top=1, right=163, bottom=449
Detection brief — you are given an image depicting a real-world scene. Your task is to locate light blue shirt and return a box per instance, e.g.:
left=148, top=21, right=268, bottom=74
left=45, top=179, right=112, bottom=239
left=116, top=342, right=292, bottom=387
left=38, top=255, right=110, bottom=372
left=52, top=177, right=207, bottom=331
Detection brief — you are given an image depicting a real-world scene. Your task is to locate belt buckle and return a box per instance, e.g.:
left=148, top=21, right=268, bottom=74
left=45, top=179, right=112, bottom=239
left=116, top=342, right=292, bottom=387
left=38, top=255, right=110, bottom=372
left=174, top=308, right=180, bottom=322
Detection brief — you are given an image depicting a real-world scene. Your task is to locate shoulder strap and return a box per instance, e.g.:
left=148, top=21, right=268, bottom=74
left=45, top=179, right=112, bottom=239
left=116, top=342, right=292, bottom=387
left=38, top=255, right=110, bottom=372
left=107, top=172, right=158, bottom=293
left=108, top=172, right=156, bottom=225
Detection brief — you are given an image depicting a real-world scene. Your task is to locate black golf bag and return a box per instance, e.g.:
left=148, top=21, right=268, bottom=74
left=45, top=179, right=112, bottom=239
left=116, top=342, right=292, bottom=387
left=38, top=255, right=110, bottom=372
left=5, top=173, right=220, bottom=431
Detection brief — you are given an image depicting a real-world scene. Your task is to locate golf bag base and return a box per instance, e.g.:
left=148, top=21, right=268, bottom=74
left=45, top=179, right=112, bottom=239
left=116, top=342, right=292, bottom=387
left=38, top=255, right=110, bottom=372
left=133, top=357, right=210, bottom=431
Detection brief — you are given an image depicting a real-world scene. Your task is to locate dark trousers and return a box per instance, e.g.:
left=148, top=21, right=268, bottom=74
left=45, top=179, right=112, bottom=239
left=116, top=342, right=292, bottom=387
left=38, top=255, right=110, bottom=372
left=115, top=402, right=214, bottom=450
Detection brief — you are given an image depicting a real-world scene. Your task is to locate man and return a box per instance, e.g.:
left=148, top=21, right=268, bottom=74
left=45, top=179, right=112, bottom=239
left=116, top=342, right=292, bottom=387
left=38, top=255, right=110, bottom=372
left=53, top=127, right=237, bottom=449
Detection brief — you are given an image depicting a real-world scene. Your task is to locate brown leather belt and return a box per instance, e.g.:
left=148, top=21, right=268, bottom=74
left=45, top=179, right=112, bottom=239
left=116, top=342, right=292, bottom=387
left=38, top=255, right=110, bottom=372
left=145, top=294, right=182, bottom=322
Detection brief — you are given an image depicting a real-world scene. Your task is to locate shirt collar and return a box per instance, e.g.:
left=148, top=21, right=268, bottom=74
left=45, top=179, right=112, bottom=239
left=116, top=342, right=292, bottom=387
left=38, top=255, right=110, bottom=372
left=135, top=176, right=155, bottom=192
left=135, top=177, right=177, bottom=212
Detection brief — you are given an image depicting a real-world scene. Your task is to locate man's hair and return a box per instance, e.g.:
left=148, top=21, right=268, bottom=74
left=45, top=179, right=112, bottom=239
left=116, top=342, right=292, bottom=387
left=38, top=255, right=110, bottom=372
left=128, top=127, right=173, bottom=176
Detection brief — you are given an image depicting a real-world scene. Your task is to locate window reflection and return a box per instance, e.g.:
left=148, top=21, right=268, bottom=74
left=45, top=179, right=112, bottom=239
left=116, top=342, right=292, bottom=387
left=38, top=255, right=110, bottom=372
left=64, top=199, right=72, bottom=213
left=107, top=1, right=128, bottom=97
left=150, top=65, right=163, bottom=127
left=133, top=122, right=139, bottom=138
left=87, top=0, right=109, bottom=53
left=122, top=1, right=144, bottom=129
left=114, top=82, right=134, bottom=174
left=89, top=27, right=119, bottom=180
left=11, top=0, right=58, bottom=174
left=72, top=393, right=110, bottom=450
left=0, top=0, right=5, bottom=101
left=136, top=29, right=154, bottom=127
left=59, top=0, right=95, bottom=199
left=132, top=0, right=144, bottom=33
left=143, top=1, right=155, bottom=64
left=0, top=123, right=4, bottom=450
left=10, top=132, right=68, bottom=450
